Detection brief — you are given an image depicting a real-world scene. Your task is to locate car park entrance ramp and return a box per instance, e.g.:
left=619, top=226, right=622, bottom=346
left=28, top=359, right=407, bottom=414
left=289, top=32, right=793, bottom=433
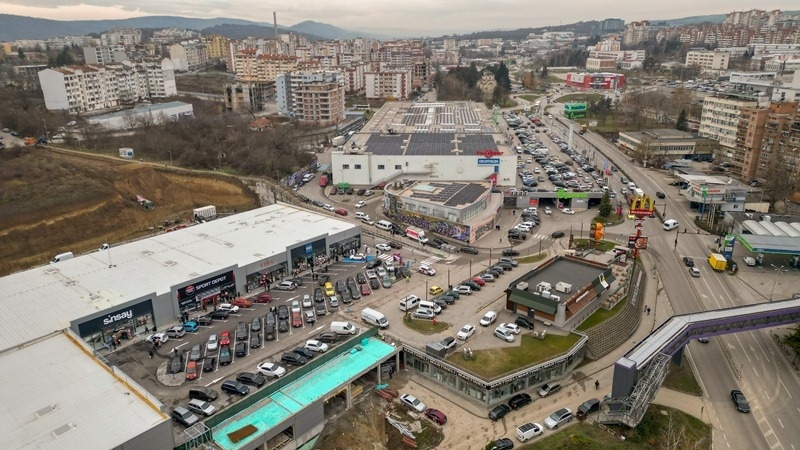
left=599, top=297, right=800, bottom=428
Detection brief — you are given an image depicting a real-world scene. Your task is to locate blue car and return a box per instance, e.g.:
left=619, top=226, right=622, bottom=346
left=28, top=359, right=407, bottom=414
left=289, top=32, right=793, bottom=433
left=183, top=321, right=199, bottom=332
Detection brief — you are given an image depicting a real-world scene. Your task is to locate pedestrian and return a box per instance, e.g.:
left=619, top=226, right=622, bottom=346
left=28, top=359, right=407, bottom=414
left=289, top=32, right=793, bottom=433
left=499, top=237, right=503, bottom=244
left=149, top=350, right=154, bottom=359
left=595, top=380, right=600, bottom=390
left=647, top=306, right=651, bottom=315
left=406, top=275, right=410, bottom=283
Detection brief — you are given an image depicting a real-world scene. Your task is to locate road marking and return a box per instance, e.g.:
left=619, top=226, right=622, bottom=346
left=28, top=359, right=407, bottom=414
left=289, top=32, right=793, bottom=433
left=205, top=377, right=223, bottom=387
left=777, top=418, right=784, bottom=429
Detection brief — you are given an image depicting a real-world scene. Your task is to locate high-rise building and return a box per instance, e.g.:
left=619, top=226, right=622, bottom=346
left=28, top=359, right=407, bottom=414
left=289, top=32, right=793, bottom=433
left=600, top=18, right=625, bottom=32
left=275, top=71, right=345, bottom=126
left=622, top=21, right=650, bottom=47
left=365, top=69, right=412, bottom=100
left=737, top=102, right=798, bottom=181
left=699, top=94, right=761, bottom=170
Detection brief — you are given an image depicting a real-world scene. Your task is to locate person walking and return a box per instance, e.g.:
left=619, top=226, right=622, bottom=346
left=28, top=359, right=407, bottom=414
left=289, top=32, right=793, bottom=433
left=149, top=349, right=154, bottom=359
left=595, top=379, right=600, bottom=390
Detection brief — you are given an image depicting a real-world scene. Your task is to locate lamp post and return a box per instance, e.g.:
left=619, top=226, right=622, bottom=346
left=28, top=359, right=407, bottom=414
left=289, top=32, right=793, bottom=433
left=469, top=259, right=472, bottom=277
left=168, top=151, right=173, bottom=166
left=769, top=264, right=786, bottom=301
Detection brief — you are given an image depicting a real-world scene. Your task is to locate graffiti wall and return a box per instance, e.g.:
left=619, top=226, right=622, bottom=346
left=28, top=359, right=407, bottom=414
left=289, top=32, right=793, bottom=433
left=385, top=201, right=500, bottom=244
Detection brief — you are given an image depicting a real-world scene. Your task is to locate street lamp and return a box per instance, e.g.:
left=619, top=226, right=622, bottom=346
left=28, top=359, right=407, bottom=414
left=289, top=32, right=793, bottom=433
left=469, top=259, right=472, bottom=277
left=168, top=151, right=173, bottom=166
left=769, top=264, right=786, bottom=301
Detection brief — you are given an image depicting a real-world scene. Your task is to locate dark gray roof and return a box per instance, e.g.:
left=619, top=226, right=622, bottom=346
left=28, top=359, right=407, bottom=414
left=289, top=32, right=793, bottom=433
left=364, top=132, right=499, bottom=157
left=365, top=134, right=409, bottom=155
left=408, top=182, right=489, bottom=207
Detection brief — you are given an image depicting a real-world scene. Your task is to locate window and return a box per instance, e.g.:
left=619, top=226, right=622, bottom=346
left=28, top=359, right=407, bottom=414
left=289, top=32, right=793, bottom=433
left=342, top=164, right=350, bottom=169
left=395, top=165, right=402, bottom=170
left=354, top=164, right=361, bottom=169
left=378, top=165, right=385, bottom=170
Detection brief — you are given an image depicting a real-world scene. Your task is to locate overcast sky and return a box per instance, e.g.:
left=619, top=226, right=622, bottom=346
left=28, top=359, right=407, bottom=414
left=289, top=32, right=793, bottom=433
left=1, top=1, right=799, bottom=36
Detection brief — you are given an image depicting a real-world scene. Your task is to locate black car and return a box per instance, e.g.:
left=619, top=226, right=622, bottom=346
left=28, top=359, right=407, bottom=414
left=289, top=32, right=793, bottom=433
left=349, top=286, right=362, bottom=300
left=462, top=280, right=481, bottom=291
left=490, top=438, right=514, bottom=450
left=209, top=310, right=229, bottom=320
left=389, top=241, right=403, bottom=249
left=317, top=331, right=339, bottom=343
left=264, top=324, right=276, bottom=340
left=340, top=290, right=352, bottom=304
left=369, top=278, right=381, bottom=290
left=432, top=238, right=447, bottom=248
left=731, top=389, right=751, bottom=413
left=502, top=249, right=520, bottom=257
left=251, top=316, right=261, bottom=333
left=577, top=398, right=600, bottom=417
left=196, top=315, right=214, bottom=326
left=515, top=316, right=534, bottom=330
left=169, top=354, right=184, bottom=374
left=236, top=322, right=248, bottom=340
left=277, top=305, right=290, bottom=320
left=436, top=294, right=457, bottom=305
left=683, top=256, right=695, bottom=267
left=317, top=275, right=330, bottom=286
left=433, top=298, right=448, bottom=310
left=278, top=319, right=289, bottom=333
left=314, top=287, right=325, bottom=302
left=220, top=380, right=249, bottom=396
left=249, top=333, right=261, bottom=348
left=265, top=310, right=276, bottom=326
left=551, top=231, right=565, bottom=238
left=311, top=200, right=324, bottom=207
left=202, top=356, right=216, bottom=372
left=508, top=393, right=532, bottom=409
left=656, top=191, right=666, bottom=198
left=219, top=345, right=232, bottom=365
left=292, top=347, right=315, bottom=360
left=236, top=372, right=266, bottom=388
left=366, top=259, right=383, bottom=269
left=281, top=352, right=307, bottom=366
left=335, top=280, right=347, bottom=294
left=356, top=272, right=367, bottom=284
left=235, top=342, right=247, bottom=357
left=460, top=246, right=479, bottom=254
left=489, top=403, right=511, bottom=421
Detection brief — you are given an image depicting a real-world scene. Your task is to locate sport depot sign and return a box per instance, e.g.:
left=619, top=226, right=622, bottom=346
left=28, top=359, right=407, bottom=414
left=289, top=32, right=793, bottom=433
left=178, top=271, right=235, bottom=299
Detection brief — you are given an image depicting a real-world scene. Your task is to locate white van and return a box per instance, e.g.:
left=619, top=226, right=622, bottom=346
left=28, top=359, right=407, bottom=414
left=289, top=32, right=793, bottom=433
left=516, top=422, right=543, bottom=442
left=376, top=220, right=393, bottom=231
left=302, top=173, right=314, bottom=183
left=663, top=219, right=679, bottom=231
left=361, top=308, right=389, bottom=328
left=355, top=211, right=368, bottom=220
left=399, top=295, right=421, bottom=311
left=330, top=321, right=357, bottom=335
left=50, top=252, right=74, bottom=264
left=628, top=182, right=637, bottom=190
left=418, top=300, right=442, bottom=315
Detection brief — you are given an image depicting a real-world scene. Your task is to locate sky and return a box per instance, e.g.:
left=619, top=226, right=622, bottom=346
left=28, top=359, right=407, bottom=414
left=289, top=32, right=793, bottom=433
left=1, top=1, right=799, bottom=36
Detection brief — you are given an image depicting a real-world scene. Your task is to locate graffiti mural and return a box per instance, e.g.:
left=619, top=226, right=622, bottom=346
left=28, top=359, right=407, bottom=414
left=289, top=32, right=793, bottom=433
left=387, top=210, right=471, bottom=243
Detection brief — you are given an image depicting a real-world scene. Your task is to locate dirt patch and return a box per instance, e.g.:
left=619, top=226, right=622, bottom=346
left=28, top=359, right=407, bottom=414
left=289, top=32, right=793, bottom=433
left=0, top=147, right=259, bottom=275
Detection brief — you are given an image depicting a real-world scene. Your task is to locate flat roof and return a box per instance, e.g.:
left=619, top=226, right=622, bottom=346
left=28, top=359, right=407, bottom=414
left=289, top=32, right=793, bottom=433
left=516, top=258, right=606, bottom=295
left=364, top=132, right=499, bottom=156
left=0, top=203, right=359, bottom=351
left=88, top=101, right=192, bottom=121
left=393, top=181, right=492, bottom=209
left=0, top=331, right=167, bottom=450
left=212, top=337, right=397, bottom=450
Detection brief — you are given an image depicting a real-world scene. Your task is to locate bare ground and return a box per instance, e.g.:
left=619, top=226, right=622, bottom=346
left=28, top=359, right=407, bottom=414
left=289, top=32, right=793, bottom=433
left=0, top=147, right=259, bottom=275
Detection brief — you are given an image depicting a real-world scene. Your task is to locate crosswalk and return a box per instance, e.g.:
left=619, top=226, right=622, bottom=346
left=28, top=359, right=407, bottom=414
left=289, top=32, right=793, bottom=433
left=511, top=233, right=551, bottom=241
left=376, top=253, right=440, bottom=267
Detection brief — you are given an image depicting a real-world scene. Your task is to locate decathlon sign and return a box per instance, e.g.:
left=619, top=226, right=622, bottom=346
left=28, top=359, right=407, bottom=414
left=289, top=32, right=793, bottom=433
left=478, top=158, right=500, bottom=165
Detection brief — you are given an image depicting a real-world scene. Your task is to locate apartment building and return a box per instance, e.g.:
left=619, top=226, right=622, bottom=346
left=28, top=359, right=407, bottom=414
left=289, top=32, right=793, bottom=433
left=100, top=28, right=142, bottom=47
left=38, top=59, right=176, bottom=114
left=169, top=41, right=208, bottom=71
left=737, top=102, right=798, bottom=181
left=699, top=94, right=761, bottom=171
left=585, top=58, right=617, bottom=70
left=203, top=35, right=230, bottom=60
left=365, top=69, right=412, bottom=100
left=275, top=71, right=345, bottom=126
left=686, top=49, right=731, bottom=71
left=83, top=46, right=128, bottom=65
left=622, top=21, right=650, bottom=47
left=232, top=49, right=300, bottom=82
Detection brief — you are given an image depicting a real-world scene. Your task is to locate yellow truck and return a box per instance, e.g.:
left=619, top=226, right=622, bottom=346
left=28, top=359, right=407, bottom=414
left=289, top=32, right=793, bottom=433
left=708, top=253, right=727, bottom=271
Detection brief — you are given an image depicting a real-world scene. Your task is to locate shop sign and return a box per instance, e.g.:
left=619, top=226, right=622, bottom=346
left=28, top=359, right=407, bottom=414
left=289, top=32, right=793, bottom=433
left=478, top=158, right=500, bottom=165
left=556, top=188, right=588, bottom=199
left=178, top=270, right=234, bottom=299
left=78, top=299, right=154, bottom=336
left=476, top=149, right=503, bottom=158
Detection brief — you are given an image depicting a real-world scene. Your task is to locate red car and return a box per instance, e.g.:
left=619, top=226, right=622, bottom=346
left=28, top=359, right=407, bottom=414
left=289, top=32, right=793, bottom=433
left=360, top=283, right=371, bottom=296
left=472, top=277, right=486, bottom=286
left=329, top=186, right=337, bottom=195
left=424, top=408, right=447, bottom=425
left=253, top=293, right=272, bottom=303
left=291, top=311, right=303, bottom=328
left=220, top=331, right=231, bottom=346
left=334, top=208, right=348, bottom=216
left=231, top=297, right=252, bottom=308
left=185, top=361, right=198, bottom=380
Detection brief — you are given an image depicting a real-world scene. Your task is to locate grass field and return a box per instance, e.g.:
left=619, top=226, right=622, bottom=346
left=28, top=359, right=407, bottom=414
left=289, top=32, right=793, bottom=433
left=403, top=314, right=449, bottom=333
left=662, top=360, right=703, bottom=396
left=577, top=297, right=627, bottom=331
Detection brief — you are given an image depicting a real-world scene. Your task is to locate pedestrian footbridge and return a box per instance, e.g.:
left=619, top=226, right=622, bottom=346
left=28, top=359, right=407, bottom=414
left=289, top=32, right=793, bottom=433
left=600, top=298, right=800, bottom=427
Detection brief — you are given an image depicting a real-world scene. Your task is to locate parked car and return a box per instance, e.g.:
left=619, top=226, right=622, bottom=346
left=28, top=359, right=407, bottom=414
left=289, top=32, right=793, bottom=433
left=170, top=354, right=184, bottom=374
left=460, top=246, right=479, bottom=254
left=231, top=297, right=252, bottom=308
left=235, top=342, right=247, bottom=357
left=480, top=311, right=498, bottom=326
left=203, top=356, right=216, bottom=372
left=316, top=331, right=339, bottom=343
left=236, top=322, right=248, bottom=340
left=236, top=372, right=266, bottom=388
left=494, top=327, right=515, bottom=342
left=489, top=403, right=511, bottom=421
left=508, top=393, right=533, bottom=409
left=577, top=398, right=601, bottom=417
left=185, top=361, right=198, bottom=380
left=219, top=345, right=232, bottom=365
left=189, top=344, right=202, bottom=361
left=400, top=393, right=426, bottom=412
left=502, top=249, right=520, bottom=257
left=218, top=303, right=239, bottom=313
left=455, top=285, right=472, bottom=295
left=499, top=323, right=521, bottom=335
left=209, top=310, right=229, bottom=320
left=256, top=361, right=286, bottom=378
left=440, top=336, right=456, bottom=351
left=253, top=293, right=272, bottom=303
left=305, top=339, right=329, bottom=353
left=544, top=407, right=573, bottom=429
left=278, top=319, right=289, bottom=332
left=172, top=406, right=200, bottom=427
left=277, top=305, right=290, bottom=320
left=249, top=333, right=261, bottom=348
left=292, top=347, right=315, bottom=360
left=187, top=399, right=216, bottom=417
left=489, top=438, right=515, bottom=450
left=538, top=383, right=561, bottom=397
left=414, top=308, right=435, bottom=319
left=315, top=303, right=327, bottom=317
left=196, top=315, right=214, bottom=326
left=220, top=380, right=250, bottom=396
left=457, top=324, right=476, bottom=340
left=281, top=352, right=307, bottom=366
left=515, top=316, right=534, bottom=330
left=424, top=408, right=447, bottom=425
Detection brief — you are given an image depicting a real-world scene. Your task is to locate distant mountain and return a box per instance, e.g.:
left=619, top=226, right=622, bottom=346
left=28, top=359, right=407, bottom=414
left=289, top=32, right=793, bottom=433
left=0, top=14, right=371, bottom=42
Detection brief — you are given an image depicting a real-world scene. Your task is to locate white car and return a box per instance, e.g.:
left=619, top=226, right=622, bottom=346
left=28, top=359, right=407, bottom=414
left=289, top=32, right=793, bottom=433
left=400, top=393, right=426, bottom=412
left=218, top=303, right=240, bottom=313
left=256, top=361, right=286, bottom=378
left=350, top=253, right=366, bottom=261
left=419, top=264, right=436, bottom=276
left=323, top=204, right=334, bottom=212
left=376, top=243, right=392, bottom=251
left=376, top=267, right=387, bottom=278
left=544, top=206, right=552, bottom=215
left=384, top=261, right=395, bottom=272
left=354, top=200, right=367, bottom=208
left=147, top=332, right=168, bottom=344
left=562, top=208, right=575, bottom=215
left=302, top=295, right=313, bottom=309
left=291, top=300, right=301, bottom=313
left=457, top=324, right=476, bottom=340
left=499, top=323, right=521, bottom=334
left=515, top=223, right=531, bottom=232
left=364, top=190, right=375, bottom=196
left=494, top=326, right=515, bottom=342
left=206, top=334, right=218, bottom=352
left=366, top=269, right=378, bottom=279
left=305, top=339, right=329, bottom=353
left=361, top=217, right=375, bottom=226
left=480, top=311, right=498, bottom=326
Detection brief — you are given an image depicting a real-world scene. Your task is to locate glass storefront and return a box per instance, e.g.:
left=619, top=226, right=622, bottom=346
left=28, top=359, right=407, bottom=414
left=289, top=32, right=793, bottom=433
left=177, top=271, right=236, bottom=314
left=78, top=300, right=155, bottom=352
left=246, top=262, right=288, bottom=293
left=329, top=236, right=361, bottom=260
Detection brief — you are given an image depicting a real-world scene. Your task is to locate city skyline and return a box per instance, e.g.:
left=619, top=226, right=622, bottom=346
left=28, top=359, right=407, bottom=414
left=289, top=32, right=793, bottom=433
left=1, top=1, right=798, bottom=37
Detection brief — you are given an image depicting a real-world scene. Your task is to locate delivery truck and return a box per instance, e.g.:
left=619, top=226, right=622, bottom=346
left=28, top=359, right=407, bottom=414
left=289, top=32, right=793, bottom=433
left=405, top=227, right=429, bottom=244
left=708, top=253, right=727, bottom=271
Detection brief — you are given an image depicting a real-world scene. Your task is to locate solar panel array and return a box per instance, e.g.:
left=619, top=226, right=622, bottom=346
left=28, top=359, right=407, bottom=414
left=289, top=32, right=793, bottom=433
left=461, top=135, right=498, bottom=154
left=407, top=133, right=455, bottom=156
left=401, top=103, right=481, bottom=127
left=408, top=182, right=488, bottom=207
left=365, top=134, right=409, bottom=155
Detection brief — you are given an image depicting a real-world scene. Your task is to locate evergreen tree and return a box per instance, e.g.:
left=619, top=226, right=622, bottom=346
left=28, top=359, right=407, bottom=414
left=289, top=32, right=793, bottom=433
left=599, top=190, right=612, bottom=217
left=17, top=48, right=25, bottom=60
left=676, top=109, right=688, bottom=131
left=540, top=65, right=549, bottom=80
left=55, top=47, right=74, bottom=66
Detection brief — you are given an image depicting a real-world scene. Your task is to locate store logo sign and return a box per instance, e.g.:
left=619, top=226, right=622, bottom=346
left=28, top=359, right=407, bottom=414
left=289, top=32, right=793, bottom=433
left=185, top=285, right=195, bottom=295
left=103, top=309, right=133, bottom=326
left=476, top=149, right=503, bottom=158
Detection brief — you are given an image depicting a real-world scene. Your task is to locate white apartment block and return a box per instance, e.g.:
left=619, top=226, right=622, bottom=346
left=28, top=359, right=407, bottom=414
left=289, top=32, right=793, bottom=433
left=586, top=58, right=617, bottom=70
left=169, top=41, right=208, bottom=72
left=275, top=71, right=345, bottom=126
left=232, top=49, right=299, bottom=82
left=685, top=50, right=730, bottom=71
left=699, top=95, right=760, bottom=166
left=38, top=59, right=176, bottom=114
left=365, top=69, right=412, bottom=100
left=83, top=46, right=128, bottom=65
left=100, top=28, right=142, bottom=47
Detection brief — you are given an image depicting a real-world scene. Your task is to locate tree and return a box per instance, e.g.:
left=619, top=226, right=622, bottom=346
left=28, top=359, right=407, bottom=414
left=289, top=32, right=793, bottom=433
left=782, top=325, right=800, bottom=367
left=540, top=65, right=548, bottom=80
left=17, top=48, right=25, bottom=60
left=599, top=190, right=613, bottom=217
left=676, top=109, right=688, bottom=131
left=55, top=47, right=74, bottom=66
left=493, top=61, right=512, bottom=92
